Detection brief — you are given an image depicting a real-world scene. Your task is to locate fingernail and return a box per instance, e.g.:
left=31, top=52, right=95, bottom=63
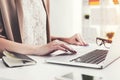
left=72, top=50, right=77, bottom=54
left=74, top=51, right=77, bottom=53
left=65, top=49, right=68, bottom=52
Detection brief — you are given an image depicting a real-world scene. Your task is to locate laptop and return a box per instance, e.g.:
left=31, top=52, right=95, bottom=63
left=45, top=27, right=120, bottom=69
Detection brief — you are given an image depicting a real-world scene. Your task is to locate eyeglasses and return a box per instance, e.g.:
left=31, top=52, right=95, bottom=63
left=96, top=37, right=112, bottom=49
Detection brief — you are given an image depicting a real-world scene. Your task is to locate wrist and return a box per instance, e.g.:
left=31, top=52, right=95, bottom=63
left=25, top=45, right=38, bottom=55
left=32, top=45, right=49, bottom=56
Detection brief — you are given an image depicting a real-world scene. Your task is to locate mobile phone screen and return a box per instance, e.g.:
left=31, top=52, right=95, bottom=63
left=82, top=74, right=103, bottom=80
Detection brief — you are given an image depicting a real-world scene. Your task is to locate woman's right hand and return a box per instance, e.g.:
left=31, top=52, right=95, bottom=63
left=34, top=40, right=76, bottom=56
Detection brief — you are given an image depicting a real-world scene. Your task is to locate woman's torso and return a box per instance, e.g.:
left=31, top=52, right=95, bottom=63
left=0, top=0, right=47, bottom=46
left=21, top=0, right=47, bottom=46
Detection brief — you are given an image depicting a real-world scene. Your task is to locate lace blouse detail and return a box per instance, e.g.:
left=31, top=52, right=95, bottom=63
left=21, top=0, right=47, bottom=46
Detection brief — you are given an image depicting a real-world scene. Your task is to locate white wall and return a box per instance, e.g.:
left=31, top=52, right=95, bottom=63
left=82, top=0, right=120, bottom=43
left=50, top=0, right=120, bottom=43
left=50, top=0, right=82, bottom=37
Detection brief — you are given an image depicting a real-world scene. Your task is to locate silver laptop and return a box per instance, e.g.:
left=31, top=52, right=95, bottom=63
left=45, top=27, right=120, bottom=69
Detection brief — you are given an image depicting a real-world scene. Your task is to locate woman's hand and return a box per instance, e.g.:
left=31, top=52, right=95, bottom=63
left=64, top=33, right=88, bottom=46
left=35, top=40, right=76, bottom=56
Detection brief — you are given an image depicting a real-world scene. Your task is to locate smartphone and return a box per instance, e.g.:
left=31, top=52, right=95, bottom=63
left=82, top=74, right=103, bottom=80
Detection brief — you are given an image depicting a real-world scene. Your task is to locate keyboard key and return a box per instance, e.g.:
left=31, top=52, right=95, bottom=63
left=70, top=49, right=108, bottom=64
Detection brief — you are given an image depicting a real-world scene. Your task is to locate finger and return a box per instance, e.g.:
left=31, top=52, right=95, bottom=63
left=75, top=35, right=84, bottom=42
left=82, top=41, right=89, bottom=46
left=72, top=41, right=83, bottom=46
left=76, top=41, right=89, bottom=46
left=59, top=44, right=76, bottom=53
left=55, top=45, right=68, bottom=52
left=75, top=35, right=88, bottom=46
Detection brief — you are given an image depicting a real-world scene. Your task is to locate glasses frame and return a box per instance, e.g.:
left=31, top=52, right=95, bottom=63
left=96, top=37, right=112, bottom=49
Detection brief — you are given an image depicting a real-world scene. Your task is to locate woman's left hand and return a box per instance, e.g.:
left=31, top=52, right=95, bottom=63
left=65, top=33, right=88, bottom=46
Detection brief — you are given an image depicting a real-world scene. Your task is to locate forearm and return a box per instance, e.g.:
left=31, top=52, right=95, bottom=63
left=0, top=38, right=37, bottom=55
left=51, top=36, right=69, bottom=43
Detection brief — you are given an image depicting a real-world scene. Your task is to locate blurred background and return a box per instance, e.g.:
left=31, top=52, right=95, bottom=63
left=50, top=0, right=120, bottom=43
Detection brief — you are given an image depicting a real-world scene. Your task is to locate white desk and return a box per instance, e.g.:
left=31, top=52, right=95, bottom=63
left=0, top=44, right=120, bottom=80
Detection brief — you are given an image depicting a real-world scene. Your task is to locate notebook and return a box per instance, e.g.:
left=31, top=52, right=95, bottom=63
left=2, top=50, right=36, bottom=68
left=45, top=27, right=120, bottom=69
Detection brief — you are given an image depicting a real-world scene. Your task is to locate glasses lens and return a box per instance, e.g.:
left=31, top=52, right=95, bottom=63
left=96, top=39, right=103, bottom=46
left=104, top=42, right=111, bottom=49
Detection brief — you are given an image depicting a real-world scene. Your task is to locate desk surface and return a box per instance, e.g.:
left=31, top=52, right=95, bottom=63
left=0, top=44, right=120, bottom=80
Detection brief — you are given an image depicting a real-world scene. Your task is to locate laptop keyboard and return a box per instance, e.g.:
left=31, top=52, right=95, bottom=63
left=70, top=49, right=108, bottom=64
